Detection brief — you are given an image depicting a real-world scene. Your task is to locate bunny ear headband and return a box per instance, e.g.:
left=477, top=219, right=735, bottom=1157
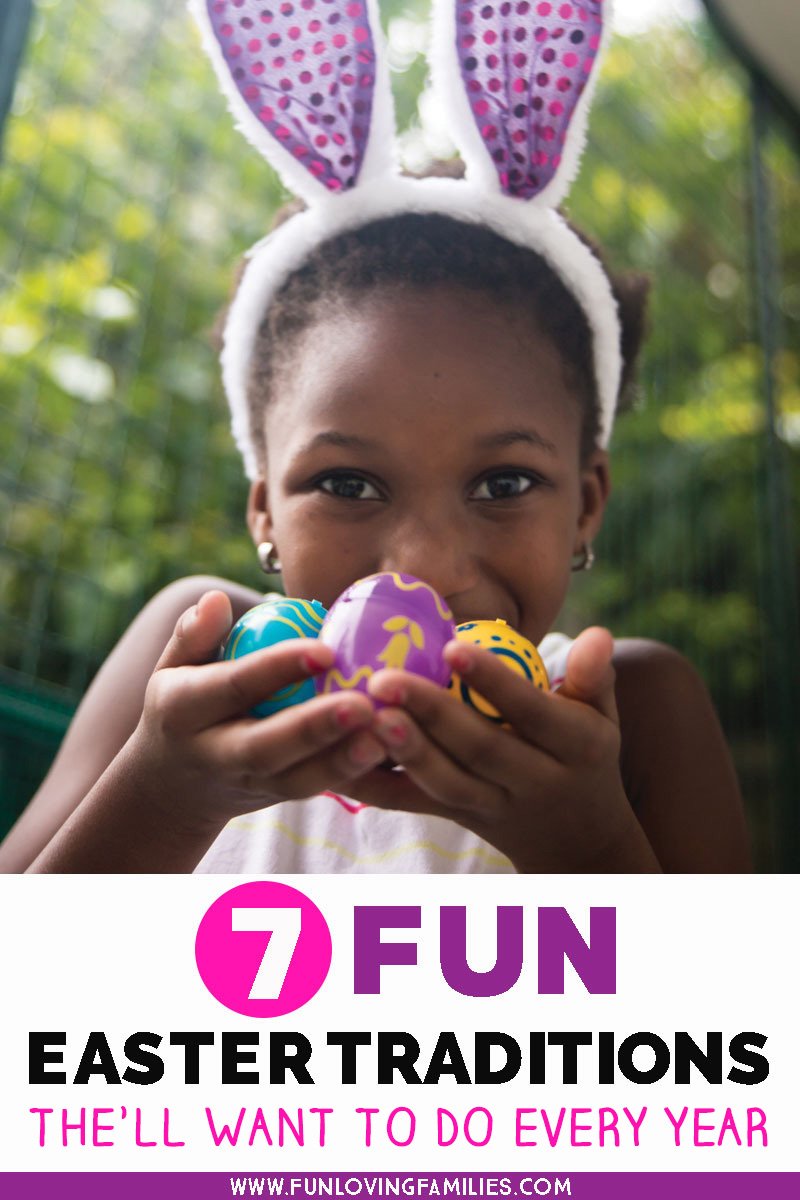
left=189, top=0, right=620, bottom=481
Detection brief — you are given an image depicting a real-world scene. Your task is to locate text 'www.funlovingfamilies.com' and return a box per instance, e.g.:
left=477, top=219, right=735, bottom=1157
left=227, top=1178, right=571, bottom=1199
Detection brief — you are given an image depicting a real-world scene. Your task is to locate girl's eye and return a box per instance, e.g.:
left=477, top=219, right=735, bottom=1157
left=471, top=472, right=539, bottom=501
left=317, top=473, right=382, bottom=501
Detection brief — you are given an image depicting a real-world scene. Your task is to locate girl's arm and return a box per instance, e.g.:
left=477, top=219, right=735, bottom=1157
left=613, top=639, right=751, bottom=872
left=4, top=583, right=387, bottom=874
left=0, top=576, right=262, bottom=873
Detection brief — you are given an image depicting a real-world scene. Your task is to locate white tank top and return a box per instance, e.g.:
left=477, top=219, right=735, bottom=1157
left=194, top=633, right=573, bottom=875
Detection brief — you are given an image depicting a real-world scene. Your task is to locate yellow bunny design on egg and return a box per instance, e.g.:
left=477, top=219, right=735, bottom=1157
left=378, top=616, right=426, bottom=671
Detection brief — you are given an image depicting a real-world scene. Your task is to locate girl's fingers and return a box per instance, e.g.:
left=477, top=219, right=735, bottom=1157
left=348, top=763, right=454, bottom=817
left=155, top=591, right=234, bottom=670
left=148, top=637, right=337, bottom=731
left=195, top=692, right=385, bottom=797
left=368, top=706, right=508, bottom=821
left=368, top=658, right=576, bottom=769
left=441, top=633, right=620, bottom=761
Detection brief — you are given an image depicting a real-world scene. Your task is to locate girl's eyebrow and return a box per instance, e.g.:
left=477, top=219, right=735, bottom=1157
left=294, top=428, right=558, bottom=457
left=296, top=431, right=380, bottom=454
left=477, top=429, right=558, bottom=456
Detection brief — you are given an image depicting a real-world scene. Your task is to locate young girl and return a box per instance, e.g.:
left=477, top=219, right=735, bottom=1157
left=0, top=0, right=749, bottom=874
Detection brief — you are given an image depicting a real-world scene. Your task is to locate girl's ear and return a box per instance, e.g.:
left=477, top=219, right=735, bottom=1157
left=246, top=477, right=273, bottom=547
left=576, top=448, right=611, bottom=551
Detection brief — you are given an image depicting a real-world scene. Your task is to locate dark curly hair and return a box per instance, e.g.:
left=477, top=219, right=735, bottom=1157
left=215, top=170, right=649, bottom=470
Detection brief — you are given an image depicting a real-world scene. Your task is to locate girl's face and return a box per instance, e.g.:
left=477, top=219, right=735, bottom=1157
left=248, top=286, right=610, bottom=645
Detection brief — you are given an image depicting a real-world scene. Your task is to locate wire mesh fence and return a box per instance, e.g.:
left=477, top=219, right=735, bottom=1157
left=1, top=0, right=798, bottom=866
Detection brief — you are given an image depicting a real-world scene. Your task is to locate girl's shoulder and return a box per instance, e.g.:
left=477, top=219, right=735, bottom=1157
left=612, top=635, right=717, bottom=726
left=142, top=574, right=265, bottom=628
left=611, top=637, right=751, bottom=871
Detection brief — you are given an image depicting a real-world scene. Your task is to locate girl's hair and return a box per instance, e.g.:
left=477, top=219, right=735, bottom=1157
left=215, top=170, right=650, bottom=469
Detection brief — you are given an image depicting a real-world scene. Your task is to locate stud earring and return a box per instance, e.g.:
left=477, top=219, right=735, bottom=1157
left=571, top=544, right=596, bottom=573
left=257, top=541, right=282, bottom=573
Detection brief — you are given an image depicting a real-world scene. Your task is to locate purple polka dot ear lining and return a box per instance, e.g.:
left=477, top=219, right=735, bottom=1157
left=189, top=0, right=623, bottom=481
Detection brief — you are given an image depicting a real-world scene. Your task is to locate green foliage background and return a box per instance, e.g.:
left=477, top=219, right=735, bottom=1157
left=1, top=0, right=798, bottom=864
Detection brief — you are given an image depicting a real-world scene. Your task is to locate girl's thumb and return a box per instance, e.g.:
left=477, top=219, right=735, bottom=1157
left=155, top=590, right=233, bottom=671
left=559, top=626, right=618, bottom=722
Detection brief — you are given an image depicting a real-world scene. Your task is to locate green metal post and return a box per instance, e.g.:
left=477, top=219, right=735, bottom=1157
left=0, top=0, right=33, bottom=161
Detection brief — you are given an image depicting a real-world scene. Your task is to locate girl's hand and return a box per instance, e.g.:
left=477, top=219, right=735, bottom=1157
left=132, top=590, right=387, bottom=825
left=28, top=589, right=390, bottom=873
left=348, top=627, right=660, bottom=873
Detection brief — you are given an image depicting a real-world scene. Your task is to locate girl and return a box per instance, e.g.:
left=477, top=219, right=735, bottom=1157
left=0, top=0, right=749, bottom=874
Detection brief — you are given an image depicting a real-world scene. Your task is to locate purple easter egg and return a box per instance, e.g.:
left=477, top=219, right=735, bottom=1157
left=314, top=573, right=456, bottom=701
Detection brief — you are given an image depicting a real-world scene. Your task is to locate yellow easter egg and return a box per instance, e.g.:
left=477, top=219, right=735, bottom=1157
left=446, top=619, right=549, bottom=722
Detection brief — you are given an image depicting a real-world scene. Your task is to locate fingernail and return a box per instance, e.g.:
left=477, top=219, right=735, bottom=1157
left=334, top=704, right=367, bottom=731
left=178, top=606, right=199, bottom=635
left=378, top=720, right=408, bottom=747
left=302, top=652, right=328, bottom=674
left=370, top=679, right=406, bottom=705
left=450, top=648, right=472, bottom=674
left=348, top=734, right=385, bottom=767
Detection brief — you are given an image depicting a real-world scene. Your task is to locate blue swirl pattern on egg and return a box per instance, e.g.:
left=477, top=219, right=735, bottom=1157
left=223, top=596, right=327, bottom=717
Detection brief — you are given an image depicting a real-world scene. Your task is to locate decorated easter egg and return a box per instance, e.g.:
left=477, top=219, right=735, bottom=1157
left=222, top=595, right=327, bottom=717
left=447, top=619, right=549, bottom=722
left=315, top=572, right=456, bottom=701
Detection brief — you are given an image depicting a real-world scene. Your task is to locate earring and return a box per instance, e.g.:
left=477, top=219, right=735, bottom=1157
left=571, top=544, right=595, bottom=573
left=257, top=541, right=282, bottom=574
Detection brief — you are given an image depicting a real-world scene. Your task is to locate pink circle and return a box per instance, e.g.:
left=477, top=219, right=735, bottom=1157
left=195, top=882, right=332, bottom=1018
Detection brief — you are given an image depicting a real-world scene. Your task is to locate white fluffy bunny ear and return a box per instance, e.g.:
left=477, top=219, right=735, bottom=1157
left=189, top=0, right=397, bottom=204
left=432, top=0, right=614, bottom=206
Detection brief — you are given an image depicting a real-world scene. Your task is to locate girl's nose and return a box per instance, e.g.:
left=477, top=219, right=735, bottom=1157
left=378, top=515, right=477, bottom=605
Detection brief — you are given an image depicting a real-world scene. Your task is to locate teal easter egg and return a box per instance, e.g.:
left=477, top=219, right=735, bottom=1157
left=223, top=596, right=327, bottom=717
